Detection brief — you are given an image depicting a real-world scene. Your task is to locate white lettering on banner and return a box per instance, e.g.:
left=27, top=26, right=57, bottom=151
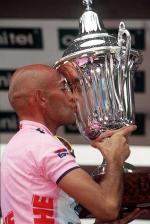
left=0, top=116, right=17, bottom=130
left=0, top=31, right=34, bottom=46
left=0, top=31, right=8, bottom=44
left=0, top=72, right=11, bottom=88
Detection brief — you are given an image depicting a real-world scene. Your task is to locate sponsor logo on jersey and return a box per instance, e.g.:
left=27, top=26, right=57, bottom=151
left=32, top=194, right=55, bottom=224
left=55, top=148, right=69, bottom=158
left=36, top=128, right=45, bottom=134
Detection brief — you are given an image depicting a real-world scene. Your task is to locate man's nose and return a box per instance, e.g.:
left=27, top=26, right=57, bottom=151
left=68, top=90, right=75, bottom=102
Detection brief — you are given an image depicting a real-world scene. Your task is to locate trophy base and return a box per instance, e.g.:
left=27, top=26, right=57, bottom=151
left=79, top=168, right=150, bottom=218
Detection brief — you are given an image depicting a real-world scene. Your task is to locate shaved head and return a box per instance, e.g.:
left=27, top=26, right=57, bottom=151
left=9, top=64, right=56, bottom=115
left=8, top=63, right=75, bottom=133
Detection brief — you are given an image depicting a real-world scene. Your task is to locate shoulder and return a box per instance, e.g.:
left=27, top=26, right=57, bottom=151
left=26, top=131, right=67, bottom=158
left=13, top=128, right=65, bottom=155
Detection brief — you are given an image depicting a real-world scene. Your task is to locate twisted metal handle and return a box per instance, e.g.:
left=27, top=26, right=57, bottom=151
left=83, top=0, right=93, bottom=10
left=118, top=21, right=131, bottom=76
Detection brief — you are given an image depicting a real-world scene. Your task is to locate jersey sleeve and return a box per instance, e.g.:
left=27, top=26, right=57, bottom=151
left=32, top=136, right=80, bottom=184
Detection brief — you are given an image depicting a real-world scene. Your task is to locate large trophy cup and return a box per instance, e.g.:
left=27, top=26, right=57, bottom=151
left=55, top=0, right=150, bottom=216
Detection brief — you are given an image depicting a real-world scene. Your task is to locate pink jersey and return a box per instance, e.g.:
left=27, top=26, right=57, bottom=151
left=1, top=120, right=81, bottom=224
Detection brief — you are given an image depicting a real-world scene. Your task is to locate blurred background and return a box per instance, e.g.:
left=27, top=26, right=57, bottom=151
left=0, top=0, right=150, bottom=223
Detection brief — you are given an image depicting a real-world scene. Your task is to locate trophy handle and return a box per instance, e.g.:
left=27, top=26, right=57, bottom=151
left=118, top=21, right=131, bottom=76
left=117, top=22, right=135, bottom=123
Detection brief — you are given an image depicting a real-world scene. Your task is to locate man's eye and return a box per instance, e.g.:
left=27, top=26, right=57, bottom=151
left=61, top=81, right=73, bottom=92
left=67, top=82, right=73, bottom=91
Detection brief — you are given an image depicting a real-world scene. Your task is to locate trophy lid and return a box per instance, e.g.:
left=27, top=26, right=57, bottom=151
left=55, top=0, right=119, bottom=67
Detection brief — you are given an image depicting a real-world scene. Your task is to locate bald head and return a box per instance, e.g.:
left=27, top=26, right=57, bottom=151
left=9, top=64, right=56, bottom=116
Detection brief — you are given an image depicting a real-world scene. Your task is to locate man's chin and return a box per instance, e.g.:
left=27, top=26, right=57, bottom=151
left=68, top=118, right=76, bottom=125
left=66, top=116, right=76, bottom=126
left=60, top=113, right=76, bottom=126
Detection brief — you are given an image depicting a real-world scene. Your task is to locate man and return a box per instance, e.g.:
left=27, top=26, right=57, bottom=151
left=1, top=64, right=142, bottom=223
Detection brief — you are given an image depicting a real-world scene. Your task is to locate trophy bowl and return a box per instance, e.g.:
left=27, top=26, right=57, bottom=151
left=54, top=0, right=150, bottom=214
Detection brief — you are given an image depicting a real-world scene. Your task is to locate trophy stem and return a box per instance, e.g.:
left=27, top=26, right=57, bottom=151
left=91, top=157, right=107, bottom=176
left=92, top=158, right=135, bottom=178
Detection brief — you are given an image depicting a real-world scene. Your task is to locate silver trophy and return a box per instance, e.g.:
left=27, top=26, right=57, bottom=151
left=55, top=0, right=142, bottom=141
left=54, top=1, right=150, bottom=212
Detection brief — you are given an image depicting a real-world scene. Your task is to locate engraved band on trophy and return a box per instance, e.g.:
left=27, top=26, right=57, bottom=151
left=54, top=0, right=150, bottom=214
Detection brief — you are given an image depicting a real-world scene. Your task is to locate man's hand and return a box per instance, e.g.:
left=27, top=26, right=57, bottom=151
left=91, top=125, right=137, bottom=165
left=94, top=208, right=147, bottom=223
left=91, top=125, right=137, bottom=145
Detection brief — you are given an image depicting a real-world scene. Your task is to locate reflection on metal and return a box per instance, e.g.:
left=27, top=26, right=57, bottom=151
left=83, top=0, right=93, bottom=11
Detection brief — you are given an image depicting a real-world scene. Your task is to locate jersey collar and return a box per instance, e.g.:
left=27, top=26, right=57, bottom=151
left=20, top=120, right=53, bottom=135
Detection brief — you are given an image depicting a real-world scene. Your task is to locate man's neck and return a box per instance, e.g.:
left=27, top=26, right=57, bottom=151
left=19, top=116, right=58, bottom=135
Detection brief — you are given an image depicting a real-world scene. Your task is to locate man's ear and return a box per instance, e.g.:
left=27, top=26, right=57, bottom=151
left=34, top=90, right=47, bottom=107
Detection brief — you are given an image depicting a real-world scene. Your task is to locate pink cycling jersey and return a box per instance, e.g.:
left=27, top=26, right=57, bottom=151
left=1, top=120, right=81, bottom=224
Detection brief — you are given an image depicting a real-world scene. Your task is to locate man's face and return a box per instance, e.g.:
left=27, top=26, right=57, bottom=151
left=43, top=69, right=76, bottom=127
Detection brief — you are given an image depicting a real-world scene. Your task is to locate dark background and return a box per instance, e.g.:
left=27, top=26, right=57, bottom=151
left=0, top=0, right=149, bottom=19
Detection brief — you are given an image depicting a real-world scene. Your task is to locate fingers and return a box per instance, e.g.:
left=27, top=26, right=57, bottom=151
left=91, top=125, right=137, bottom=146
left=115, top=125, right=137, bottom=137
left=96, top=130, right=114, bottom=140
